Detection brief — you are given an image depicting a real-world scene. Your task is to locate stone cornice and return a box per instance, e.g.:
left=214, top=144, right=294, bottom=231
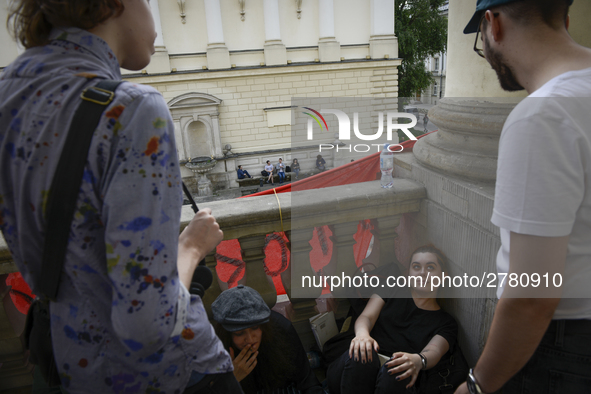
left=123, top=59, right=401, bottom=84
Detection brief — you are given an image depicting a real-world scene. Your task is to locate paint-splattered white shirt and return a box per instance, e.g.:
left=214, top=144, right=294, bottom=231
left=0, top=28, right=232, bottom=394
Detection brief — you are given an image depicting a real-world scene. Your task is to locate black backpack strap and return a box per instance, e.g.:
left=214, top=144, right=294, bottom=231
left=39, top=80, right=122, bottom=301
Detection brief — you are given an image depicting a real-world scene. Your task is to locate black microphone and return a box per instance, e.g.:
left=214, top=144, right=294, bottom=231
left=182, top=182, right=213, bottom=297
left=189, top=265, right=213, bottom=298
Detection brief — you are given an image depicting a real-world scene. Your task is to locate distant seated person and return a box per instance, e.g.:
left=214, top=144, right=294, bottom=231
left=316, top=155, right=326, bottom=171
left=291, top=158, right=301, bottom=180
left=263, top=160, right=274, bottom=184
left=327, top=245, right=459, bottom=394
left=237, top=165, right=251, bottom=179
left=212, top=285, right=324, bottom=394
left=276, top=158, right=285, bottom=184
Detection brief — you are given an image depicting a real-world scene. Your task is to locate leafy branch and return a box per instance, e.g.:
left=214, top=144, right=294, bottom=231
left=395, top=0, right=448, bottom=98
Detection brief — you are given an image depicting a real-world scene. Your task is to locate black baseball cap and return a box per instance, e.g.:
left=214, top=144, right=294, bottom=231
left=464, top=0, right=574, bottom=34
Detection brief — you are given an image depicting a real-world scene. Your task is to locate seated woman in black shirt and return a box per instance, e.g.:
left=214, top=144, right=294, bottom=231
left=327, top=244, right=458, bottom=394
left=212, top=285, right=324, bottom=394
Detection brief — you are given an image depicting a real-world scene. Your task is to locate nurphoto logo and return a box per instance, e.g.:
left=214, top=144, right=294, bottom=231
left=301, top=107, right=419, bottom=153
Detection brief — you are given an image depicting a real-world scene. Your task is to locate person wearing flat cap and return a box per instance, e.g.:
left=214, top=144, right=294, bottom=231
left=212, top=285, right=324, bottom=394
left=457, top=1, right=591, bottom=394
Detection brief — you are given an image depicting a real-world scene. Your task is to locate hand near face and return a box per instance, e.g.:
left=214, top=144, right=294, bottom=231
left=385, top=352, right=422, bottom=388
left=230, top=345, right=258, bottom=382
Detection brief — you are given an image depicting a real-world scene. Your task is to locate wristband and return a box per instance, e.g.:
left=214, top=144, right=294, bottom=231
left=418, top=353, right=427, bottom=370
left=467, top=368, right=484, bottom=394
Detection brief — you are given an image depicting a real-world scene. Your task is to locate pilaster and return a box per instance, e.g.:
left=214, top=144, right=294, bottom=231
left=318, top=0, right=341, bottom=62
left=263, top=0, right=287, bottom=66
left=369, top=0, right=398, bottom=59
left=204, top=0, right=231, bottom=70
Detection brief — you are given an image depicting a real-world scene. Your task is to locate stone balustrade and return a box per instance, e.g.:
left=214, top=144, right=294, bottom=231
left=0, top=178, right=426, bottom=391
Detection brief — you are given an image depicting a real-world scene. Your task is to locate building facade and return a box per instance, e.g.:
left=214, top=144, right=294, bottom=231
left=0, top=0, right=401, bottom=195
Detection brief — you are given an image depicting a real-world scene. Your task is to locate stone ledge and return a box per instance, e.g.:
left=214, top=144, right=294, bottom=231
left=1, top=179, right=427, bottom=274
left=181, top=179, right=426, bottom=240
left=125, top=59, right=402, bottom=84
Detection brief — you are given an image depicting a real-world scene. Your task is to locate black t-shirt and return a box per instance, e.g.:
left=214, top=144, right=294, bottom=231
left=370, top=292, right=458, bottom=356
left=351, top=263, right=458, bottom=357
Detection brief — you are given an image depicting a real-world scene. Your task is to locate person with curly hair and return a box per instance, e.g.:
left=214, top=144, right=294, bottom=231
left=0, top=1, right=239, bottom=393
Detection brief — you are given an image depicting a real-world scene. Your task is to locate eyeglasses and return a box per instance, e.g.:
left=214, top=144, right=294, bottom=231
left=474, top=12, right=499, bottom=59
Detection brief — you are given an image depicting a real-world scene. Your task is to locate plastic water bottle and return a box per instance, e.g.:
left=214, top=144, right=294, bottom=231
left=380, top=144, right=394, bottom=189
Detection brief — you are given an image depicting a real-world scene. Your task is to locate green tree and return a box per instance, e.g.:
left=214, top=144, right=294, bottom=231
left=395, top=0, right=448, bottom=99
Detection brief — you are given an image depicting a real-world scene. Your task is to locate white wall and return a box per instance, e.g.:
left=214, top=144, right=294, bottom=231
left=335, top=0, right=371, bottom=46
left=280, top=0, right=319, bottom=48
left=158, top=0, right=209, bottom=54
left=0, top=2, right=22, bottom=68
left=221, top=0, right=266, bottom=51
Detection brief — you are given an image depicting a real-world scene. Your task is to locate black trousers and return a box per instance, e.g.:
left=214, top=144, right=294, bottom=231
left=502, top=319, right=591, bottom=393
left=326, top=349, right=417, bottom=394
left=183, top=371, right=243, bottom=394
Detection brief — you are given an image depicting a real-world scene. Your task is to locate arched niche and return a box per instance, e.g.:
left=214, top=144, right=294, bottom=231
left=187, top=120, right=212, bottom=158
left=167, top=92, right=223, bottom=161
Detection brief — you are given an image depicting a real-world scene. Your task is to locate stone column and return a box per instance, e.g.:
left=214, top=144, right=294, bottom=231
left=417, top=2, right=591, bottom=179
left=369, top=0, right=398, bottom=59
left=318, top=0, right=340, bottom=62
left=413, top=0, right=524, bottom=182
left=262, top=0, right=287, bottom=66
left=146, top=0, right=171, bottom=73
left=204, top=0, right=231, bottom=70
left=210, top=114, right=223, bottom=157
left=413, top=98, right=517, bottom=181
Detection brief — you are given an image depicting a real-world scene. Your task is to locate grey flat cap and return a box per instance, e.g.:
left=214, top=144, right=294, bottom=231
left=211, top=285, right=271, bottom=332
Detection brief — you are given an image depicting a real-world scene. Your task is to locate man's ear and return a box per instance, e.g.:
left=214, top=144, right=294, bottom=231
left=565, top=14, right=570, bottom=30
left=485, top=10, right=503, bottom=42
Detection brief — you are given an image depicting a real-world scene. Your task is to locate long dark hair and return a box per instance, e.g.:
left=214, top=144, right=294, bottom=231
left=214, top=317, right=296, bottom=392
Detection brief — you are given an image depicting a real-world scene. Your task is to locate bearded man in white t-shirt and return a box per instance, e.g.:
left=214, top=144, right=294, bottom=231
left=455, top=1, right=591, bottom=394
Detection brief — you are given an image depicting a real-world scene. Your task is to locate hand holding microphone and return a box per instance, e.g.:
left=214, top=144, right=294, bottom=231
left=178, top=183, right=222, bottom=296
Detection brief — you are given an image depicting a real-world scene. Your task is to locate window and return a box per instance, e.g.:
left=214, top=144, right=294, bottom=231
left=433, top=82, right=438, bottom=96
left=434, top=57, right=439, bottom=72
